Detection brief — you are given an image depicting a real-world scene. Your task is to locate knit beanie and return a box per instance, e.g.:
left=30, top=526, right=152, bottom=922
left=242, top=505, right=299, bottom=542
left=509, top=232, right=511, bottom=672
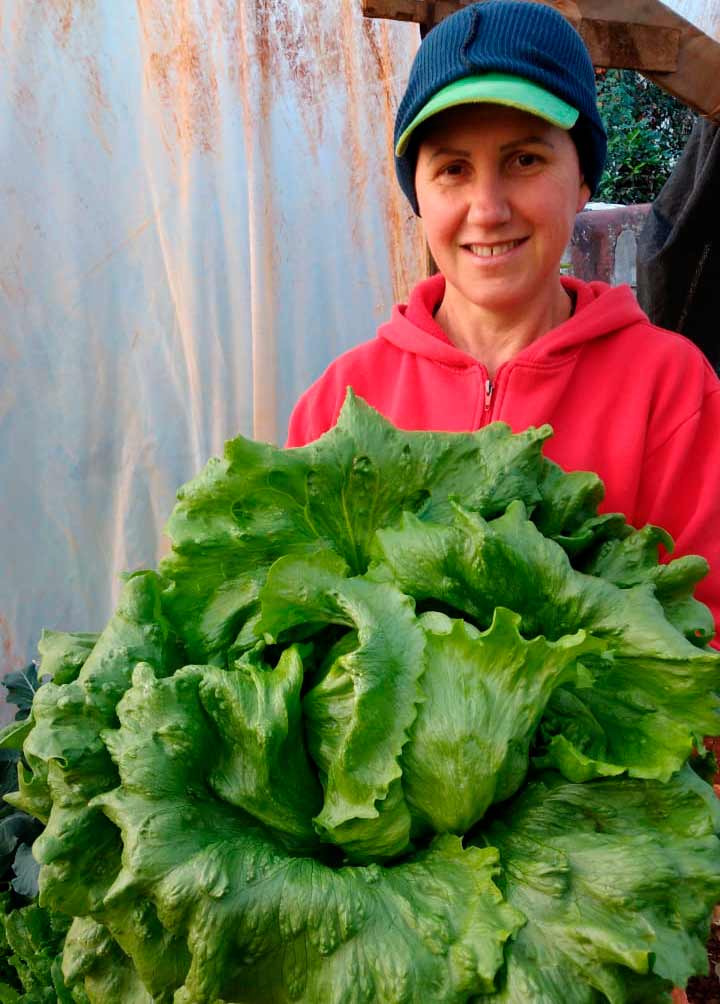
left=394, top=0, right=607, bottom=214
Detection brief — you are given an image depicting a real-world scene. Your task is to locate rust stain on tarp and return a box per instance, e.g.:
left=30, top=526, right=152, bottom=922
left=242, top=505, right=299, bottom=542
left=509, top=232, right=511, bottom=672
left=230, top=0, right=423, bottom=299
left=228, top=0, right=339, bottom=157
left=226, top=0, right=423, bottom=440
left=83, top=55, right=112, bottom=153
left=13, top=84, right=35, bottom=116
left=77, top=215, right=158, bottom=283
left=131, top=0, right=423, bottom=297
left=82, top=55, right=110, bottom=112
left=45, top=0, right=95, bottom=48
left=0, top=613, right=20, bottom=678
left=229, top=0, right=382, bottom=189
left=362, top=16, right=425, bottom=304
left=10, top=1, right=113, bottom=154
left=338, top=1, right=369, bottom=247
left=138, top=0, right=220, bottom=155
left=0, top=245, right=28, bottom=310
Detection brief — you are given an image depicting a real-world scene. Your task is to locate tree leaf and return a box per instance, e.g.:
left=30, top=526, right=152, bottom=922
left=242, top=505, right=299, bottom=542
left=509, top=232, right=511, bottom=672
left=9, top=844, right=40, bottom=900
left=1, top=667, right=40, bottom=721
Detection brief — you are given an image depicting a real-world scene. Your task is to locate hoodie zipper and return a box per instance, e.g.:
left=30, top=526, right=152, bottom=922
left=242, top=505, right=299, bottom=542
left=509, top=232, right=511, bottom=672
left=484, top=378, right=494, bottom=412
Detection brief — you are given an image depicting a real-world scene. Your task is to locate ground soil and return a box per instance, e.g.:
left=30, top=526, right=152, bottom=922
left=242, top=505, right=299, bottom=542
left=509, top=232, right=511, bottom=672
left=686, top=918, right=720, bottom=1003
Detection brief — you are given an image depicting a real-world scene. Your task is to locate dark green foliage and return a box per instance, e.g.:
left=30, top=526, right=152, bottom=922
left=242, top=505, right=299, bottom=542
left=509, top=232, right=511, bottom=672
left=0, top=671, right=43, bottom=910
left=0, top=667, right=81, bottom=1001
left=0, top=894, right=80, bottom=1003
left=1, top=669, right=41, bottom=725
left=595, top=69, right=697, bottom=204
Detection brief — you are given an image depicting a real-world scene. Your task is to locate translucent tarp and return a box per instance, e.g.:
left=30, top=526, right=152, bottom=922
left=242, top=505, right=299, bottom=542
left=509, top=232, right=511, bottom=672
left=0, top=0, right=425, bottom=720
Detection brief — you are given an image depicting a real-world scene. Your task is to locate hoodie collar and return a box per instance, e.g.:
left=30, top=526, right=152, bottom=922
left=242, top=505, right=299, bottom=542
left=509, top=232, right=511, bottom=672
left=379, top=273, right=649, bottom=368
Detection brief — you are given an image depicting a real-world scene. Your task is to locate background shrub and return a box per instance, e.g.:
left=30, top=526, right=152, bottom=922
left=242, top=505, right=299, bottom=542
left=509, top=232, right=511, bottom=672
left=595, top=69, right=697, bottom=204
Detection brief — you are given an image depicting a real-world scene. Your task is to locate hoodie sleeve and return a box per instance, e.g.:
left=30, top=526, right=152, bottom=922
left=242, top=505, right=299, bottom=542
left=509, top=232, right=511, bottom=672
left=285, top=336, right=399, bottom=447
left=285, top=365, right=350, bottom=447
left=634, top=378, right=720, bottom=644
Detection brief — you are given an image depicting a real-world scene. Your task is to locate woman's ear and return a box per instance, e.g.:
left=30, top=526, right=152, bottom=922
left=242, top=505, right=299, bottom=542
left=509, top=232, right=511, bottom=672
left=577, top=177, right=591, bottom=213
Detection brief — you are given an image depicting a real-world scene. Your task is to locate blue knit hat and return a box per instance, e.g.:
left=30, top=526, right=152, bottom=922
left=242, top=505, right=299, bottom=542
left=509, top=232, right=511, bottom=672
left=394, top=0, right=607, bottom=214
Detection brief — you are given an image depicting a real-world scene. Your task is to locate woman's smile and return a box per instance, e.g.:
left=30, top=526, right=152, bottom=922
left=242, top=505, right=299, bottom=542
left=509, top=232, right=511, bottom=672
left=463, top=237, right=529, bottom=260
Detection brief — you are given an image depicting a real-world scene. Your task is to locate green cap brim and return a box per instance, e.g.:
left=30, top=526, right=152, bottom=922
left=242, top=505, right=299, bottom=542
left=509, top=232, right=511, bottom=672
left=395, top=73, right=579, bottom=157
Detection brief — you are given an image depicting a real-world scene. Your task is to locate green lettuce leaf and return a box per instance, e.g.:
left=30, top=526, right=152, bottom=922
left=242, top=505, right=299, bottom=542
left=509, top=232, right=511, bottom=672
left=95, top=661, right=523, bottom=1004
left=373, top=501, right=697, bottom=652
left=8, top=574, right=189, bottom=1001
left=203, top=645, right=323, bottom=853
left=62, top=917, right=148, bottom=1003
left=374, top=501, right=720, bottom=781
left=11, top=573, right=182, bottom=916
left=578, top=524, right=715, bottom=646
left=159, top=390, right=554, bottom=661
left=35, top=632, right=100, bottom=687
left=0, top=896, right=81, bottom=1003
left=401, top=609, right=599, bottom=833
left=258, top=551, right=426, bottom=860
left=475, top=767, right=720, bottom=1003
left=534, top=644, right=720, bottom=782
left=533, top=460, right=631, bottom=558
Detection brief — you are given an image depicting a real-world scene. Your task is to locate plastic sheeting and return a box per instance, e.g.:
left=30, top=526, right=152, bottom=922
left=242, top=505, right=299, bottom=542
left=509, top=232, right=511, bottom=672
left=0, top=0, right=425, bottom=717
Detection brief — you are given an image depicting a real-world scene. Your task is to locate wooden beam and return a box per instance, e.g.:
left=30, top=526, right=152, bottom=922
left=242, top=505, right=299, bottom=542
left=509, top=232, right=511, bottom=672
left=577, top=0, right=720, bottom=120
left=579, top=20, right=679, bottom=70
left=361, top=0, right=575, bottom=29
left=361, top=0, right=720, bottom=119
left=362, top=1, right=678, bottom=70
left=361, top=0, right=584, bottom=21
left=361, top=1, right=430, bottom=24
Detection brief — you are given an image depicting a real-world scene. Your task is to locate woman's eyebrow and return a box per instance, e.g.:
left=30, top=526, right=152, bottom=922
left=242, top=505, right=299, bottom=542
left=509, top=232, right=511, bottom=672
left=428, top=146, right=472, bottom=161
left=427, top=135, right=556, bottom=161
left=500, top=135, right=555, bottom=151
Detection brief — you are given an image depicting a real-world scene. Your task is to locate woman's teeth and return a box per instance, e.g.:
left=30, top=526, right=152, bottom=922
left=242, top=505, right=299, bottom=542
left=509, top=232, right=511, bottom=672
left=468, top=240, right=523, bottom=257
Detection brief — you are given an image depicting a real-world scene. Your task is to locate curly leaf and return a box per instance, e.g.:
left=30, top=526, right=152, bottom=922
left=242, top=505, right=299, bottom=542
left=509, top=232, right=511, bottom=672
left=259, top=552, right=426, bottom=859
left=401, top=609, right=599, bottom=833
left=374, top=501, right=720, bottom=781
left=200, top=646, right=323, bottom=851
left=159, top=391, right=553, bottom=661
left=578, top=524, right=715, bottom=645
left=476, top=767, right=720, bottom=1003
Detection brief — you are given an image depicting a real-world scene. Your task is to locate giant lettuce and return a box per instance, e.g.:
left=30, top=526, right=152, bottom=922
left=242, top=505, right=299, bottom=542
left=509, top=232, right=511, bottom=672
left=8, top=390, right=720, bottom=1002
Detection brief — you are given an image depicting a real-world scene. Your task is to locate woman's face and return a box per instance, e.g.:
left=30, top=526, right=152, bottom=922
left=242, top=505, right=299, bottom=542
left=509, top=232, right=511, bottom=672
left=414, top=103, right=590, bottom=316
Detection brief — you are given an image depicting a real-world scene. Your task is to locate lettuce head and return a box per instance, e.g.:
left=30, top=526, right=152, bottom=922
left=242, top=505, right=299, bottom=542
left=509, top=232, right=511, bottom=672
left=7, top=390, right=720, bottom=1003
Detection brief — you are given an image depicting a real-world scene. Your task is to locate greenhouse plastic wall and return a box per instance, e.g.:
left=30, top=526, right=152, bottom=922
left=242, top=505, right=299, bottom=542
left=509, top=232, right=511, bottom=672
left=0, top=0, right=425, bottom=719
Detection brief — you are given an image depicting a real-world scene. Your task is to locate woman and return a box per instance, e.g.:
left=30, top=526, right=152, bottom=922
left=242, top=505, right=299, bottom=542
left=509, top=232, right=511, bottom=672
left=286, top=0, right=720, bottom=639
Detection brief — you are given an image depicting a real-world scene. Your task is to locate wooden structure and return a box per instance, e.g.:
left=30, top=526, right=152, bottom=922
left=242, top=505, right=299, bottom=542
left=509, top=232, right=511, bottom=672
left=362, top=0, right=720, bottom=120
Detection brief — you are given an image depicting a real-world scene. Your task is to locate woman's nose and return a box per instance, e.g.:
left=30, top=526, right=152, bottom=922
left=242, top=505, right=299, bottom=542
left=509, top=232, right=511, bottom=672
left=465, top=176, right=512, bottom=226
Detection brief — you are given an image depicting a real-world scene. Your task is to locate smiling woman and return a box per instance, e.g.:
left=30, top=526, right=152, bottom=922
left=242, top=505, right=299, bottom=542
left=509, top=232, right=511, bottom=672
left=413, top=104, right=589, bottom=369
left=286, top=0, right=720, bottom=650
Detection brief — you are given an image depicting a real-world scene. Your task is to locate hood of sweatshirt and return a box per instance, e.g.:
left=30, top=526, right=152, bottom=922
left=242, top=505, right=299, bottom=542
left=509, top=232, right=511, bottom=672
left=378, top=273, right=649, bottom=369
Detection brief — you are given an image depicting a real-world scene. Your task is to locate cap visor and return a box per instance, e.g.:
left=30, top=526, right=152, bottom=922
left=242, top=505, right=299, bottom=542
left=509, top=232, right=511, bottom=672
left=396, top=73, right=579, bottom=156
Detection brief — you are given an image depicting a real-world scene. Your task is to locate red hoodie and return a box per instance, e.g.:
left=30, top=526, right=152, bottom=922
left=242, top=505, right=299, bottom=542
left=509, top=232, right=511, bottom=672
left=287, top=273, right=720, bottom=636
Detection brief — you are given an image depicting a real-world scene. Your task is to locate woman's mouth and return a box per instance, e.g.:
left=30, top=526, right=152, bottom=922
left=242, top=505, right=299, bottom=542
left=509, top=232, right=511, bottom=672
left=465, top=238, right=527, bottom=258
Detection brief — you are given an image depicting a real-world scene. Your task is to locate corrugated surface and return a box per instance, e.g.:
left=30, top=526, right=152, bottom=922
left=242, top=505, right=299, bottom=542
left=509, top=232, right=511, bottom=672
left=0, top=0, right=425, bottom=716
left=665, top=0, right=720, bottom=40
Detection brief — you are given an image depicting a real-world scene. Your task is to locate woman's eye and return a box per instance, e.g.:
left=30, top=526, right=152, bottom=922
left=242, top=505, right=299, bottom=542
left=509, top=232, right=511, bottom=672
left=440, top=162, right=466, bottom=177
left=514, top=152, right=540, bottom=169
